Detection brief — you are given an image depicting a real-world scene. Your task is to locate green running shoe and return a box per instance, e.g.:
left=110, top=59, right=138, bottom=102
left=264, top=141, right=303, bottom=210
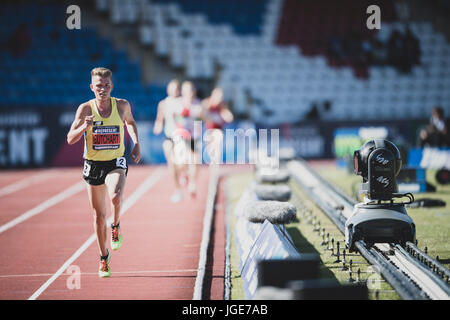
left=111, top=223, right=123, bottom=251
left=98, top=250, right=111, bottom=278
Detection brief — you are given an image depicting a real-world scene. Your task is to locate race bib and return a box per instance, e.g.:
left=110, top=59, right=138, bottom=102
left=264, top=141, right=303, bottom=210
left=92, top=126, right=121, bottom=150
left=116, top=157, right=127, bottom=169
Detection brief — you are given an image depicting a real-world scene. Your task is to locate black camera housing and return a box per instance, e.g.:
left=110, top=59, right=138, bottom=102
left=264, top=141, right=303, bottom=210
left=353, top=139, right=402, bottom=200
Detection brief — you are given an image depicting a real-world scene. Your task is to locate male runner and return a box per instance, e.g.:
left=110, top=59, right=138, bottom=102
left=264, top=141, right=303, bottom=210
left=67, top=67, right=141, bottom=278
left=176, top=81, right=203, bottom=198
left=153, top=79, right=185, bottom=203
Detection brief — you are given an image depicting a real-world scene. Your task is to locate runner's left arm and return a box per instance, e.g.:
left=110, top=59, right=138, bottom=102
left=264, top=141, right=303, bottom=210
left=220, top=105, right=234, bottom=123
left=119, top=99, right=141, bottom=164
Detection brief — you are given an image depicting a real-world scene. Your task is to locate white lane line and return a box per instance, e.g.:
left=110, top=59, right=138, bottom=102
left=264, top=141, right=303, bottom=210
left=0, top=171, right=55, bottom=198
left=0, top=269, right=197, bottom=279
left=28, top=167, right=164, bottom=300
left=193, top=168, right=220, bottom=300
left=0, top=181, right=85, bottom=235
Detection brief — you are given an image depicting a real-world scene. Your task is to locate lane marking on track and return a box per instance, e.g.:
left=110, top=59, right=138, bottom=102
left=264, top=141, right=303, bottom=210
left=28, top=167, right=165, bottom=300
left=193, top=168, right=219, bottom=300
left=0, top=170, right=55, bottom=198
left=0, top=181, right=85, bottom=235
left=0, top=269, right=197, bottom=279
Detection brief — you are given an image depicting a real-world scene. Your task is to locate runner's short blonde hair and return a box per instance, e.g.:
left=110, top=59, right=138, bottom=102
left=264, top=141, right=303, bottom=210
left=91, top=67, right=112, bottom=79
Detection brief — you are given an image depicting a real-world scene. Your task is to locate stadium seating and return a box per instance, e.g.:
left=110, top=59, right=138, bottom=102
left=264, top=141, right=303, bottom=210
left=279, top=1, right=375, bottom=79
left=0, top=2, right=163, bottom=120
left=125, top=0, right=450, bottom=124
left=2, top=1, right=449, bottom=124
left=152, top=0, right=268, bottom=35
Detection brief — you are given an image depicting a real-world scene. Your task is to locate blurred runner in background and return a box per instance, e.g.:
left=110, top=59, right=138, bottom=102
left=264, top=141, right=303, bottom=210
left=175, top=81, right=203, bottom=199
left=153, top=79, right=186, bottom=203
left=202, top=87, right=234, bottom=166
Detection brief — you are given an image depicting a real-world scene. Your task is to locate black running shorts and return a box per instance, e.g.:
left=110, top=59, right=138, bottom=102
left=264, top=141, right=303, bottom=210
left=83, top=157, right=128, bottom=186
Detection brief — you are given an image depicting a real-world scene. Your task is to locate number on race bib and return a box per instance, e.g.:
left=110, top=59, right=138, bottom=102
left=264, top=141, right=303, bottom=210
left=116, top=157, right=127, bottom=169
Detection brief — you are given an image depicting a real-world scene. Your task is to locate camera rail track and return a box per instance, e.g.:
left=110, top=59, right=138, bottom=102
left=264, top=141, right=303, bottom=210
left=286, top=159, right=450, bottom=300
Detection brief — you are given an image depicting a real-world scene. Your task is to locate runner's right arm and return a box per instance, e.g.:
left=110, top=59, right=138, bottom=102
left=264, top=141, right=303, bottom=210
left=67, top=104, right=93, bottom=145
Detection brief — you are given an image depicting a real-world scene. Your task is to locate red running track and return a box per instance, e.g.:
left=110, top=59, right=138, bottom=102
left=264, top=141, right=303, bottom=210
left=0, top=165, right=244, bottom=300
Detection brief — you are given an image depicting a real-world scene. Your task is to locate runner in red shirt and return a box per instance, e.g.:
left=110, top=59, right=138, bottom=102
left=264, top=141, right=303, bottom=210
left=202, top=88, right=234, bottom=165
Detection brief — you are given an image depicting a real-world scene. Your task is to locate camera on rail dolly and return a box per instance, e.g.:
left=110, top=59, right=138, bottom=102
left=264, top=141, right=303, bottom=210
left=345, top=139, right=416, bottom=252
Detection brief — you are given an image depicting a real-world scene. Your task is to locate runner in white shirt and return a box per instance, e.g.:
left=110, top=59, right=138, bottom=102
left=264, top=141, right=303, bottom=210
left=153, top=79, right=186, bottom=203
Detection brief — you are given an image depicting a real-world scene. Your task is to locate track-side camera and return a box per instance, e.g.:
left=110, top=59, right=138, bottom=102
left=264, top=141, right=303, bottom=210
left=353, top=139, right=402, bottom=201
left=345, top=139, right=415, bottom=252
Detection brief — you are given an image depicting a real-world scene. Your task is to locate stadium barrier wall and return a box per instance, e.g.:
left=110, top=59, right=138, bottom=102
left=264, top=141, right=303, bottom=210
left=0, top=108, right=133, bottom=169
left=408, top=147, right=450, bottom=169
left=0, top=107, right=427, bottom=169
left=258, top=118, right=426, bottom=159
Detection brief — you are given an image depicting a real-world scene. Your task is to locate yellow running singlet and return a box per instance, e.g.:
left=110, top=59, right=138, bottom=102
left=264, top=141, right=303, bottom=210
left=84, top=97, right=125, bottom=161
